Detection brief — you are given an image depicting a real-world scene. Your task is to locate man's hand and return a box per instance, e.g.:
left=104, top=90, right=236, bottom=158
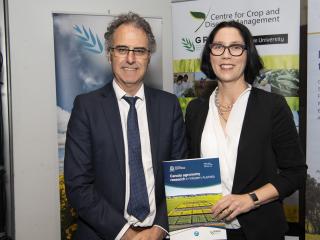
left=132, top=226, right=166, bottom=240
left=121, top=227, right=140, bottom=240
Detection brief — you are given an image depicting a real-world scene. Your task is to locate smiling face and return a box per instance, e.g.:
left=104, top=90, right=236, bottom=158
left=210, top=27, right=247, bottom=84
left=108, top=24, right=150, bottom=94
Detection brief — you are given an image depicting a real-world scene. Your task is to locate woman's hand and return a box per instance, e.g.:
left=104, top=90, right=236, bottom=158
left=212, top=184, right=279, bottom=221
left=211, top=194, right=255, bottom=222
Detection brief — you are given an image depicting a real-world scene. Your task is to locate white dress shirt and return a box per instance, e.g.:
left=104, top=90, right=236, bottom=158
left=113, top=80, right=156, bottom=239
left=200, top=85, right=252, bottom=229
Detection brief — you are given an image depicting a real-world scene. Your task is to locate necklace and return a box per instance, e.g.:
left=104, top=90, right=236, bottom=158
left=214, top=87, right=233, bottom=122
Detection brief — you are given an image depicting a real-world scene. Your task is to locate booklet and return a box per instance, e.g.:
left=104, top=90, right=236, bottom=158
left=162, top=157, right=226, bottom=240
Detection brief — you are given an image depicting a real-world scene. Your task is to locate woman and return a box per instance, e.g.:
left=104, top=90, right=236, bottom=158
left=185, top=21, right=306, bottom=240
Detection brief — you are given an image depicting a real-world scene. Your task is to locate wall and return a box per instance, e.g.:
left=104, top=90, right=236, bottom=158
left=6, top=0, right=173, bottom=239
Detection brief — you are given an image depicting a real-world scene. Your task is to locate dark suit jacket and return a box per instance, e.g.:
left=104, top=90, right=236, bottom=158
left=185, top=87, right=306, bottom=240
left=64, top=82, right=187, bottom=240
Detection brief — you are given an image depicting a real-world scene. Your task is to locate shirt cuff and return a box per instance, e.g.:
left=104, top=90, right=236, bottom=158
left=115, top=223, right=131, bottom=240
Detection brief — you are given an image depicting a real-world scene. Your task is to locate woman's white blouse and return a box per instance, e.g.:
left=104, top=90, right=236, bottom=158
left=200, top=85, right=252, bottom=229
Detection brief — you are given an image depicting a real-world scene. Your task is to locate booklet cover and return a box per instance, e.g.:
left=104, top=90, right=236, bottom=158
left=162, top=157, right=226, bottom=240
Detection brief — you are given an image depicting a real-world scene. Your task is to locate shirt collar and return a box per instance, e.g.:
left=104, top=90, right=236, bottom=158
left=112, top=79, right=145, bottom=101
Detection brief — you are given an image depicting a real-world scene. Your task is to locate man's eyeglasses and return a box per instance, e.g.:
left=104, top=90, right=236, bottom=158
left=209, top=43, right=247, bottom=56
left=109, top=46, right=150, bottom=58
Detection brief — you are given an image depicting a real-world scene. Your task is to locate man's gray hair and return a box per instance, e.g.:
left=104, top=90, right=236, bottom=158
left=104, top=12, right=156, bottom=53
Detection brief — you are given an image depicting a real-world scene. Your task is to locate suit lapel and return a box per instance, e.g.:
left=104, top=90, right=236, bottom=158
left=232, top=88, right=262, bottom=193
left=144, top=86, right=160, bottom=176
left=100, top=83, right=126, bottom=178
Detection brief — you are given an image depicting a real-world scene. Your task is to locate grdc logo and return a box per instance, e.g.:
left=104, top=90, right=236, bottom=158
left=181, top=36, right=208, bottom=53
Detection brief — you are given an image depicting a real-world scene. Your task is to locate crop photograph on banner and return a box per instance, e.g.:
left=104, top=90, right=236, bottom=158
left=172, top=0, right=300, bottom=230
left=53, top=13, right=163, bottom=239
left=306, top=0, right=320, bottom=239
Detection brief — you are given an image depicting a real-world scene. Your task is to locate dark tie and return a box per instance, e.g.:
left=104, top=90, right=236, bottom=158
left=123, top=96, right=150, bottom=221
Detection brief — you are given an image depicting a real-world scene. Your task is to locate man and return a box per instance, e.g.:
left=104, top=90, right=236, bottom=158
left=64, top=12, right=187, bottom=240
